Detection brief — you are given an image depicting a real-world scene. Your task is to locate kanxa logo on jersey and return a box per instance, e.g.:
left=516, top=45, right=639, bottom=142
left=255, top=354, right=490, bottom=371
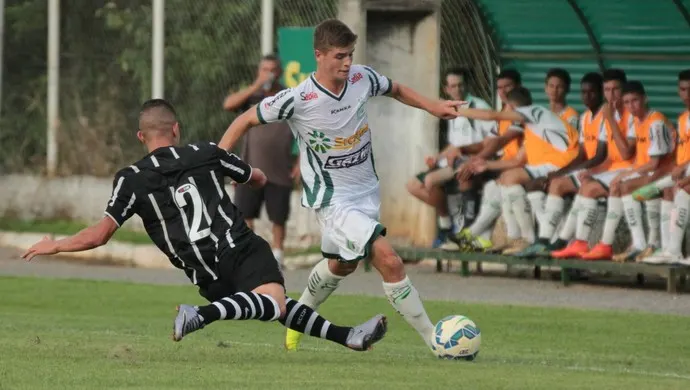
left=300, top=91, right=318, bottom=101
left=349, top=72, right=363, bottom=84
left=330, top=105, right=351, bottom=115
left=324, top=141, right=372, bottom=169
left=264, top=89, right=290, bottom=108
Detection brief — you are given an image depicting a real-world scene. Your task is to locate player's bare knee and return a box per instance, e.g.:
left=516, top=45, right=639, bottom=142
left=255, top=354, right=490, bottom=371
left=371, top=237, right=405, bottom=282
left=663, top=187, right=674, bottom=200
left=500, top=168, right=526, bottom=186
left=550, top=177, right=571, bottom=196
left=252, top=282, right=287, bottom=317
left=327, top=258, right=357, bottom=276
left=581, top=183, right=602, bottom=199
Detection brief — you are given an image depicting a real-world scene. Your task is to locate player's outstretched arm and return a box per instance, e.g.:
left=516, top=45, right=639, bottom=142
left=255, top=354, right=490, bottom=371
left=22, top=217, right=119, bottom=261
left=218, top=106, right=262, bottom=151
left=388, top=82, right=463, bottom=120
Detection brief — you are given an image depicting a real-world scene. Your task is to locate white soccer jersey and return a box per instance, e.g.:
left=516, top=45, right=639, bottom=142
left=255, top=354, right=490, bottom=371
left=446, top=95, right=495, bottom=147
left=256, top=65, right=391, bottom=209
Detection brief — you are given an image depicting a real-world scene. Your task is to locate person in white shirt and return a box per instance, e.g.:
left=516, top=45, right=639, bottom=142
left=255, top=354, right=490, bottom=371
left=219, top=19, right=463, bottom=353
left=406, top=68, right=494, bottom=246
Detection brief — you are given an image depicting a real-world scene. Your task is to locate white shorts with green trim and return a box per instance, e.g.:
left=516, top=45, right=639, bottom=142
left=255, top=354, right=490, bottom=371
left=315, top=190, right=386, bottom=262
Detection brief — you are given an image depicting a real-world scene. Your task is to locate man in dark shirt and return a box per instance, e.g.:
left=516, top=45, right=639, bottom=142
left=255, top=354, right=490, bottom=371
left=223, top=54, right=298, bottom=266
left=21, top=99, right=386, bottom=351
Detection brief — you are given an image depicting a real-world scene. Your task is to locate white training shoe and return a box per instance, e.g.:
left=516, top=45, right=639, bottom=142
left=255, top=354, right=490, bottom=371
left=642, top=251, right=683, bottom=265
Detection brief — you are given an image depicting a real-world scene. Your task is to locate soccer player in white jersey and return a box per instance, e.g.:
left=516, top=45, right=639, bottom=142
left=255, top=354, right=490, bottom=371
left=449, top=87, right=580, bottom=254
left=406, top=67, right=494, bottom=246
left=219, top=19, right=463, bottom=351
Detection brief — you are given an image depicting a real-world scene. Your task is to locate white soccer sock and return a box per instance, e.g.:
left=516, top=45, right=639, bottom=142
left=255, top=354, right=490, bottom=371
left=500, top=187, right=521, bottom=240
left=558, top=195, right=582, bottom=241
left=527, top=191, right=546, bottom=227
left=446, top=193, right=464, bottom=234
left=668, top=189, right=690, bottom=256
left=661, top=200, right=673, bottom=251
left=539, top=195, right=565, bottom=240
left=383, top=276, right=434, bottom=347
left=297, top=259, right=345, bottom=310
left=469, top=180, right=502, bottom=237
left=601, top=197, right=624, bottom=245
left=438, top=215, right=452, bottom=230
left=622, top=195, right=647, bottom=251
left=645, top=199, right=661, bottom=248
left=504, top=185, right=535, bottom=243
left=575, top=197, right=599, bottom=242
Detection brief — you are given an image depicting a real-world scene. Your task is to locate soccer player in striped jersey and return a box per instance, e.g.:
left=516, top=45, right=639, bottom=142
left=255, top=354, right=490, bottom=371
left=219, top=19, right=463, bottom=352
left=21, top=99, right=388, bottom=351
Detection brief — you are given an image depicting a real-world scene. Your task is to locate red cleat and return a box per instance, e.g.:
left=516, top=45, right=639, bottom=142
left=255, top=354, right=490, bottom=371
left=551, top=240, right=589, bottom=259
left=580, top=243, right=614, bottom=261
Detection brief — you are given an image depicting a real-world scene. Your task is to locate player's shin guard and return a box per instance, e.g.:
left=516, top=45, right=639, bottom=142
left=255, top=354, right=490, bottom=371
left=459, top=189, right=480, bottom=228
left=383, top=276, right=434, bottom=346
left=297, top=258, right=344, bottom=310
left=645, top=199, right=661, bottom=248
left=527, top=191, right=546, bottom=227
left=661, top=199, right=673, bottom=250
left=468, top=180, right=501, bottom=237
left=196, top=292, right=282, bottom=324
left=668, top=189, right=690, bottom=256
left=558, top=195, right=582, bottom=241
left=622, top=195, right=647, bottom=251
left=504, top=185, right=535, bottom=243
left=280, top=297, right=352, bottom=347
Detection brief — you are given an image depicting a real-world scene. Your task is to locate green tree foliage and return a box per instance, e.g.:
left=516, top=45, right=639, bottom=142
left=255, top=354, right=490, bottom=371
left=2, top=0, right=336, bottom=176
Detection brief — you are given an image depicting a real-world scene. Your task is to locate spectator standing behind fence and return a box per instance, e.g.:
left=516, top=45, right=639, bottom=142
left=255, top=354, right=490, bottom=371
left=223, top=54, right=299, bottom=267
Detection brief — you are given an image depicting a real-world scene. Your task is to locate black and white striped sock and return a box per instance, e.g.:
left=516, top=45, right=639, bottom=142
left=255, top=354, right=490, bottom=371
left=196, top=292, right=281, bottom=324
left=279, top=297, right=351, bottom=346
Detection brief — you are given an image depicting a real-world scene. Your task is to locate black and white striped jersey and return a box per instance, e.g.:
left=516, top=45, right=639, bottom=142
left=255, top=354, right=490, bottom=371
left=104, top=142, right=253, bottom=286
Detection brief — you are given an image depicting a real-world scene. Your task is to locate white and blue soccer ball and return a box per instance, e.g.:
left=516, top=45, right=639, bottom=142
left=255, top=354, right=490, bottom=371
left=429, top=315, right=481, bottom=361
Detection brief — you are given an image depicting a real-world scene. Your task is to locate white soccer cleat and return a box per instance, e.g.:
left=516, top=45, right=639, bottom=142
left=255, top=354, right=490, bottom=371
left=642, top=251, right=683, bottom=265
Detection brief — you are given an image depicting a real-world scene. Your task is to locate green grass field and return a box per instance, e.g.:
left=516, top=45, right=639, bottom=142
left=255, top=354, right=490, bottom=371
left=0, top=276, right=688, bottom=389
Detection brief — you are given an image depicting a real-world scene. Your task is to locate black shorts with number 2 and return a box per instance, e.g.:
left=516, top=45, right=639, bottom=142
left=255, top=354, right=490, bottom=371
left=197, top=233, right=285, bottom=302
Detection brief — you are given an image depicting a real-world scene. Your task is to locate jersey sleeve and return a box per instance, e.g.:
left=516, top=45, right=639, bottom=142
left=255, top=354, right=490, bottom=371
left=256, top=88, right=296, bottom=124
left=648, top=119, right=673, bottom=157
left=597, top=118, right=607, bottom=142
left=216, top=147, right=252, bottom=183
left=104, top=171, right=137, bottom=227
left=510, top=106, right=532, bottom=133
left=361, top=66, right=393, bottom=97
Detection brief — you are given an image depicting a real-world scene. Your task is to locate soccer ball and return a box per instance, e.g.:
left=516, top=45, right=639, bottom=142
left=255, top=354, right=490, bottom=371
left=429, top=315, right=481, bottom=361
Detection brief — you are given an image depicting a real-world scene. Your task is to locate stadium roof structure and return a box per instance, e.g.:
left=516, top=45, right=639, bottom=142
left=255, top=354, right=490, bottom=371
left=474, top=0, right=690, bottom=119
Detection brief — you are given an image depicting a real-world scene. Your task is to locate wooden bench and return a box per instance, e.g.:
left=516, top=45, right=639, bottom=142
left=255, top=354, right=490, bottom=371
left=377, top=247, right=689, bottom=294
